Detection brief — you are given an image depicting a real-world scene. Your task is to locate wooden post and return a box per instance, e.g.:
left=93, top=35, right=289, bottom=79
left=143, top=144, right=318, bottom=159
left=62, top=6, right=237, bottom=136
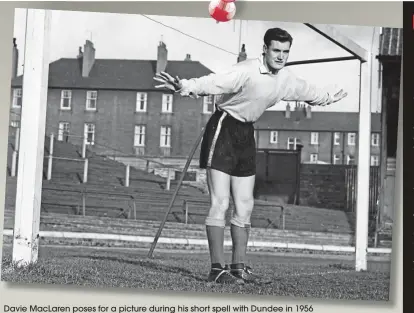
left=166, top=168, right=171, bottom=191
left=125, top=164, right=130, bottom=187
left=83, top=158, right=88, bottom=183
left=355, top=58, right=372, bottom=272
left=12, top=9, right=52, bottom=267
left=146, top=160, right=150, bottom=172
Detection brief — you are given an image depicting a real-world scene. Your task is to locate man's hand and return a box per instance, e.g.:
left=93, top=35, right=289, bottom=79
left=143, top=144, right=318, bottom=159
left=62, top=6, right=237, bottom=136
left=331, top=88, right=348, bottom=104
left=315, top=87, right=348, bottom=107
left=153, top=72, right=182, bottom=92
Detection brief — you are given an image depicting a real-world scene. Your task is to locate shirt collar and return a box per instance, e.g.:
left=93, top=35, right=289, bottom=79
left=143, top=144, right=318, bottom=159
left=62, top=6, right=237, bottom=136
left=258, top=54, right=271, bottom=74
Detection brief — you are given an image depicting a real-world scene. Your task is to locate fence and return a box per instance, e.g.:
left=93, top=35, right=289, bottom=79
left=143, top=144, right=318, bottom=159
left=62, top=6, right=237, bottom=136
left=39, top=185, right=286, bottom=230
left=7, top=125, right=191, bottom=191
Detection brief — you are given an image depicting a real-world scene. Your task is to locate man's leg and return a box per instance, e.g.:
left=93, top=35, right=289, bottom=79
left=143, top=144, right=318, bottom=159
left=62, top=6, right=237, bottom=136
left=205, top=168, right=244, bottom=284
left=229, top=175, right=255, bottom=266
left=229, top=175, right=271, bottom=284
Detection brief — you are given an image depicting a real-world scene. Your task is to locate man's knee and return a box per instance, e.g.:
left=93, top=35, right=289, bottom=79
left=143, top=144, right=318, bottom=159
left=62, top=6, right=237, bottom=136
left=231, top=197, right=254, bottom=228
left=205, top=196, right=230, bottom=227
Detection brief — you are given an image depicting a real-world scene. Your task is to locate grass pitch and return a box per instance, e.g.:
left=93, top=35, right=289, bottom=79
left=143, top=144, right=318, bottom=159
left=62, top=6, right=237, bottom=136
left=1, top=245, right=390, bottom=301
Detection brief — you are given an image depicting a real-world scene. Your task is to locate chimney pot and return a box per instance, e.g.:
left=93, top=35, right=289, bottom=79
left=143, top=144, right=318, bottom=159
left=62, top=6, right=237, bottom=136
left=82, top=40, right=95, bottom=77
left=285, top=103, right=291, bottom=118
left=237, top=44, right=247, bottom=63
left=157, top=39, right=168, bottom=73
left=305, top=105, right=312, bottom=118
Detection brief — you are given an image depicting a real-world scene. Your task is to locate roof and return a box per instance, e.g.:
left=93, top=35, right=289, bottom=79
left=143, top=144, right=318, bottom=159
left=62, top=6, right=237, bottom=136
left=11, top=58, right=214, bottom=90
left=378, top=27, right=402, bottom=58
left=256, top=109, right=381, bottom=132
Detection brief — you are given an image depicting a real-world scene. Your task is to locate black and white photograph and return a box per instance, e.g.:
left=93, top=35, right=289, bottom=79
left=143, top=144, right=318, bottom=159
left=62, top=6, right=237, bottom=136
left=1, top=8, right=401, bottom=301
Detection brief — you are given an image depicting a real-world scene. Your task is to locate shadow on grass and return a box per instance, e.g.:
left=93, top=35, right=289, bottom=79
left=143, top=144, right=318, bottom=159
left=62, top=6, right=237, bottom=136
left=71, top=254, right=207, bottom=283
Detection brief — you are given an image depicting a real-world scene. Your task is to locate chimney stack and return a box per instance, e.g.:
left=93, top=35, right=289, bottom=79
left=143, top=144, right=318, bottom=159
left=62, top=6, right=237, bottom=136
left=237, top=44, right=247, bottom=63
left=81, top=40, right=95, bottom=77
left=184, top=54, right=191, bottom=61
left=11, top=38, right=19, bottom=79
left=305, top=105, right=312, bottom=119
left=156, top=40, right=168, bottom=73
left=285, top=103, right=291, bottom=118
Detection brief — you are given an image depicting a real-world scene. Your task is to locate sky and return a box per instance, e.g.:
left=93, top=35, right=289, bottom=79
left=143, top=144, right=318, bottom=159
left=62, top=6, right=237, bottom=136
left=12, top=8, right=383, bottom=113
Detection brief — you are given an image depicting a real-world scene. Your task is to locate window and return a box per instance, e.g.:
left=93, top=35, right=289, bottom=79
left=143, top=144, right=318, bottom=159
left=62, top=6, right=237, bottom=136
left=84, top=123, right=95, bottom=145
left=371, top=133, right=380, bottom=146
left=371, top=155, right=379, bottom=166
left=136, top=92, right=147, bottom=112
left=60, top=90, right=72, bottom=110
left=162, top=94, right=173, bottom=113
left=333, top=154, right=341, bottom=165
left=334, top=132, right=341, bottom=145
left=269, top=131, right=278, bottom=144
left=310, top=132, right=319, bottom=145
left=203, top=95, right=215, bottom=114
left=348, top=133, right=356, bottom=146
left=134, top=125, right=146, bottom=147
left=12, top=88, right=22, bottom=108
left=160, top=126, right=171, bottom=147
left=86, top=91, right=97, bottom=111
left=310, top=153, right=318, bottom=163
left=58, top=122, right=70, bottom=141
left=347, top=155, right=355, bottom=165
left=287, top=137, right=298, bottom=150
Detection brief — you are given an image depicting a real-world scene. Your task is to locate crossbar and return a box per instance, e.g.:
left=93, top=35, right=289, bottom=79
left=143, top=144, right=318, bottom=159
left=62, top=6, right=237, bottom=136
left=304, top=23, right=369, bottom=62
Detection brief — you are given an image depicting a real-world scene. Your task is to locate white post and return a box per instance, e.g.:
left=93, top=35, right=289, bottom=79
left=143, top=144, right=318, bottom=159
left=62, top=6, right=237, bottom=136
left=355, top=57, right=372, bottom=272
left=82, top=137, right=86, bottom=158
left=125, top=164, right=130, bottom=187
left=166, top=168, right=171, bottom=191
left=12, top=9, right=52, bottom=267
left=49, top=132, right=54, bottom=155
left=15, top=127, right=20, bottom=151
left=47, top=155, right=52, bottom=180
left=47, top=132, right=54, bottom=180
left=11, top=151, right=17, bottom=177
left=83, top=158, right=88, bottom=183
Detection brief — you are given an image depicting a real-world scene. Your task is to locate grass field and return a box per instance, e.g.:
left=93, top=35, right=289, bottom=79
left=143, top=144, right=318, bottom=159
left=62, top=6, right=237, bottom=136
left=1, top=245, right=390, bottom=301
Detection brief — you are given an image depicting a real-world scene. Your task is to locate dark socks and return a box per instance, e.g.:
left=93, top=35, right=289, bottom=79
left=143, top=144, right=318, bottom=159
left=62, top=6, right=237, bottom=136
left=206, top=225, right=225, bottom=267
left=230, top=224, right=250, bottom=265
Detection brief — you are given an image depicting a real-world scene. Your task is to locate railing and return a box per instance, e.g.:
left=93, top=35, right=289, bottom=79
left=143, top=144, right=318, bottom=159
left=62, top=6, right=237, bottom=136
left=39, top=184, right=286, bottom=229
left=8, top=125, right=192, bottom=190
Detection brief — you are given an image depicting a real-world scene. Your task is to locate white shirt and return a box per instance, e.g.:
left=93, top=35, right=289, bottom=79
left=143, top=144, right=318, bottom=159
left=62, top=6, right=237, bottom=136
left=178, top=56, right=337, bottom=123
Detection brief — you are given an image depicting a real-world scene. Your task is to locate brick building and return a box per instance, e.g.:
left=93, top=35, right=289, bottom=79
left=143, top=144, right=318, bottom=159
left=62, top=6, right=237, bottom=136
left=254, top=102, right=381, bottom=166
left=9, top=39, right=215, bottom=159
left=9, top=38, right=381, bottom=167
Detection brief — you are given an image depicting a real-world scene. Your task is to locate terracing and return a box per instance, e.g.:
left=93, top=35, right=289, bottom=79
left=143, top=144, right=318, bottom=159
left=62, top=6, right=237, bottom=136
left=3, top=129, right=389, bottom=251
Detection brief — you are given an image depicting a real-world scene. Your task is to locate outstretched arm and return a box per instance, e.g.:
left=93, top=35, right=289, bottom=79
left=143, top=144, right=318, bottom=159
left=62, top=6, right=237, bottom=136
left=153, top=64, right=248, bottom=98
left=282, top=70, right=347, bottom=106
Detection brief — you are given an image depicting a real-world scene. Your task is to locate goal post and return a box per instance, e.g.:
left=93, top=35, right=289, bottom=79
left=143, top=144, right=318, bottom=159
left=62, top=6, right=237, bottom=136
left=12, top=9, right=52, bottom=267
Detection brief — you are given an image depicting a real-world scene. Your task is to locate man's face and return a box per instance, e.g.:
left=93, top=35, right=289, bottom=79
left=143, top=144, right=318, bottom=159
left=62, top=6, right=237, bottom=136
left=263, top=40, right=291, bottom=72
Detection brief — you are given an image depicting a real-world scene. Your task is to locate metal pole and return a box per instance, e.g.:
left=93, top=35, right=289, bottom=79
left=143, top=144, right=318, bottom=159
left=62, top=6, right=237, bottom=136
left=148, top=127, right=205, bottom=258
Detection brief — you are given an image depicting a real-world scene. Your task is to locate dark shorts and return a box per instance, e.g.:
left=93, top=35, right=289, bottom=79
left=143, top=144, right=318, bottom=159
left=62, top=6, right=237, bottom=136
left=199, top=109, right=256, bottom=177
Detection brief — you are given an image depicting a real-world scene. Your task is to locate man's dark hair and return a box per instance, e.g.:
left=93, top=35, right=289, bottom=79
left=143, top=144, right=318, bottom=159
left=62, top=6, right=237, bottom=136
left=264, top=28, right=293, bottom=47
